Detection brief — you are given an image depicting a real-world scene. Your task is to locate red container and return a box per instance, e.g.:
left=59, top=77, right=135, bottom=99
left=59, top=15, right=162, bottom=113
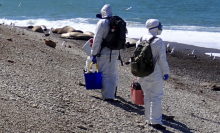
left=131, top=78, right=144, bottom=105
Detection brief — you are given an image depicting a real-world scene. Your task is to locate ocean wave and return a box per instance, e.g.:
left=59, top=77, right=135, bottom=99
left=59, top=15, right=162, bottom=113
left=165, top=26, right=220, bottom=32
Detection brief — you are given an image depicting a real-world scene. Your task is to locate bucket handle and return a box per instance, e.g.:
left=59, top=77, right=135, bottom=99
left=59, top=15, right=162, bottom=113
left=132, top=78, right=137, bottom=88
left=88, top=62, right=98, bottom=73
left=131, top=78, right=137, bottom=97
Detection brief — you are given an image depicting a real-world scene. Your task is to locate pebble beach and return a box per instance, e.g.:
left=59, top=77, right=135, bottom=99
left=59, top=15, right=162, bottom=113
left=0, top=24, right=220, bottom=133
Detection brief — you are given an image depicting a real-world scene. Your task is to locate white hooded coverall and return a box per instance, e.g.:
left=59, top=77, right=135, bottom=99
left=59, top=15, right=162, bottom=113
left=91, top=4, right=119, bottom=99
left=136, top=19, right=169, bottom=124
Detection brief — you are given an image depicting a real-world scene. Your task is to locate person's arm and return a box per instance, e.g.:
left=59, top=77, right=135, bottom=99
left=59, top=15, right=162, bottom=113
left=157, top=39, right=170, bottom=76
left=91, top=20, right=108, bottom=56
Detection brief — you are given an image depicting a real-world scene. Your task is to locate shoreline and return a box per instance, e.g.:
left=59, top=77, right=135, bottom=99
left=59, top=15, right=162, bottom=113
left=164, top=40, right=220, bottom=57
left=8, top=23, right=220, bottom=56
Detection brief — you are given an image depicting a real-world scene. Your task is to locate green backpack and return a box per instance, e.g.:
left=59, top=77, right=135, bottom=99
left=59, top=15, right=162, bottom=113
left=131, top=37, right=157, bottom=77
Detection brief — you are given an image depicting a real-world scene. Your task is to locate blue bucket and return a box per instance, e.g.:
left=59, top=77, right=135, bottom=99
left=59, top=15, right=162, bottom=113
left=84, top=62, right=102, bottom=90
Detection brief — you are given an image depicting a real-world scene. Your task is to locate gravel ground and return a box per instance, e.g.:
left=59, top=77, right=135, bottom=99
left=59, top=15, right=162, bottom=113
left=0, top=24, right=220, bottom=133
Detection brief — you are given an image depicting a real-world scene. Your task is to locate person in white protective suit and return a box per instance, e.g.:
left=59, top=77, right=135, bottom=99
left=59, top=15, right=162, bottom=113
left=91, top=4, right=119, bottom=101
left=136, top=19, right=169, bottom=130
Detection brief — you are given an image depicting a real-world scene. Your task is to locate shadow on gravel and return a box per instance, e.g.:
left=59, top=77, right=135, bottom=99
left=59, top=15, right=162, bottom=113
left=193, top=114, right=220, bottom=125
left=91, top=96, right=145, bottom=115
left=162, top=114, right=193, bottom=133
left=91, top=96, right=194, bottom=132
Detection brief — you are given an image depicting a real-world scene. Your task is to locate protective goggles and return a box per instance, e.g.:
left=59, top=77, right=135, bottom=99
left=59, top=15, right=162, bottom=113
left=149, top=22, right=163, bottom=30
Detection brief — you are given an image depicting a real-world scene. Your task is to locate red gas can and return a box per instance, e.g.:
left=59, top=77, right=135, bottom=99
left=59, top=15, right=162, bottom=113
left=131, top=78, right=144, bottom=105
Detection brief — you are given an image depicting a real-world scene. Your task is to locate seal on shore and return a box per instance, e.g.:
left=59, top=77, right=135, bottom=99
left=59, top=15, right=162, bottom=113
left=83, top=31, right=94, bottom=37
left=40, top=25, right=47, bottom=31
left=125, top=37, right=137, bottom=48
left=57, top=26, right=75, bottom=34
left=52, top=28, right=61, bottom=33
left=60, top=32, right=93, bottom=40
left=32, top=26, right=44, bottom=33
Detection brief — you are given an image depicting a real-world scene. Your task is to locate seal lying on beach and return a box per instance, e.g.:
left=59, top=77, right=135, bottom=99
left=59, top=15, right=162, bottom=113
left=83, top=31, right=95, bottom=37
left=52, top=28, right=61, bottom=33
left=60, top=32, right=93, bottom=40
left=125, top=37, right=137, bottom=48
left=40, top=25, right=47, bottom=31
left=57, top=26, right=75, bottom=34
left=32, top=26, right=44, bottom=33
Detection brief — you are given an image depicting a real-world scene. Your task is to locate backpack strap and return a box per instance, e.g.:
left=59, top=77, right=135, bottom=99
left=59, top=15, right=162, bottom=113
left=148, top=36, right=156, bottom=44
left=148, top=36, right=159, bottom=64
left=118, top=51, right=123, bottom=66
left=96, top=17, right=111, bottom=57
left=109, top=50, right=112, bottom=62
left=140, top=37, right=143, bottom=42
left=96, top=44, right=105, bottom=57
left=140, top=36, right=156, bottom=44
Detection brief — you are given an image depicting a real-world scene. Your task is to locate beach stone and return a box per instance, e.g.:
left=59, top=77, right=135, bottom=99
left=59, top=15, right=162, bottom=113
left=7, top=60, right=14, bottom=63
left=7, top=38, right=13, bottom=41
left=44, top=39, right=56, bottom=48
left=77, top=125, right=87, bottom=130
left=57, top=26, right=75, bottom=34
left=88, top=124, right=94, bottom=127
left=212, top=84, right=220, bottom=91
left=32, top=26, right=44, bottom=33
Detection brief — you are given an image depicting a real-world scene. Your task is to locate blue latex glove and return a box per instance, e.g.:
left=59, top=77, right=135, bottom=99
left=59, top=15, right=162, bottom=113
left=163, top=74, right=169, bottom=80
left=92, top=55, right=97, bottom=64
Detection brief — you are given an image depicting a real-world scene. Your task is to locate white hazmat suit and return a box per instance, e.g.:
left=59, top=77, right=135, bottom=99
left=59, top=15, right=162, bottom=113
left=91, top=4, right=119, bottom=99
left=136, top=19, right=169, bottom=125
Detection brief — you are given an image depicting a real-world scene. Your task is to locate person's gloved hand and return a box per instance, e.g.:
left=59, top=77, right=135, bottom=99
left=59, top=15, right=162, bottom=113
left=92, top=55, right=97, bottom=64
left=163, top=74, right=169, bottom=80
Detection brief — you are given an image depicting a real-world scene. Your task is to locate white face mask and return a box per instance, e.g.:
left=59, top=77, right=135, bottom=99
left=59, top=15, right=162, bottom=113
left=157, top=29, right=162, bottom=35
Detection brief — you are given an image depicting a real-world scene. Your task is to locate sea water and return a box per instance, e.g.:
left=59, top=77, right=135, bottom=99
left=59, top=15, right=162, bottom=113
left=0, top=0, right=220, bottom=56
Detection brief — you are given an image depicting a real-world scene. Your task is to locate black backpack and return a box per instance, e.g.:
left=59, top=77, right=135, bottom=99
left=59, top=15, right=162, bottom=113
left=102, top=16, right=126, bottom=50
left=131, top=37, right=157, bottom=77
left=97, top=16, right=127, bottom=65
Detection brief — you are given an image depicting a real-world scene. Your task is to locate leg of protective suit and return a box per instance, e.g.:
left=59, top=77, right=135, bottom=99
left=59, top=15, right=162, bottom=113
left=114, top=60, right=119, bottom=97
left=139, top=78, right=164, bottom=124
left=98, top=54, right=118, bottom=99
left=143, top=89, right=151, bottom=123
left=149, top=83, right=163, bottom=124
left=115, top=60, right=119, bottom=86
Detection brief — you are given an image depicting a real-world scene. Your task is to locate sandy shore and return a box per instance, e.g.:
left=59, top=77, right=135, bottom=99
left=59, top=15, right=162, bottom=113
left=0, top=24, right=220, bottom=133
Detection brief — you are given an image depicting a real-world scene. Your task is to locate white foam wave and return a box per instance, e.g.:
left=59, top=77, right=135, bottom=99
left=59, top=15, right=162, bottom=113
left=165, top=25, right=220, bottom=32
left=205, top=53, right=220, bottom=57
left=0, top=18, right=97, bottom=32
left=126, top=27, right=220, bottom=51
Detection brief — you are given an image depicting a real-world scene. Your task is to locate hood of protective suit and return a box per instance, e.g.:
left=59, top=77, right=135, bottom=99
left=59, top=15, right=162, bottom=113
left=100, top=4, right=113, bottom=18
left=146, top=19, right=162, bottom=36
